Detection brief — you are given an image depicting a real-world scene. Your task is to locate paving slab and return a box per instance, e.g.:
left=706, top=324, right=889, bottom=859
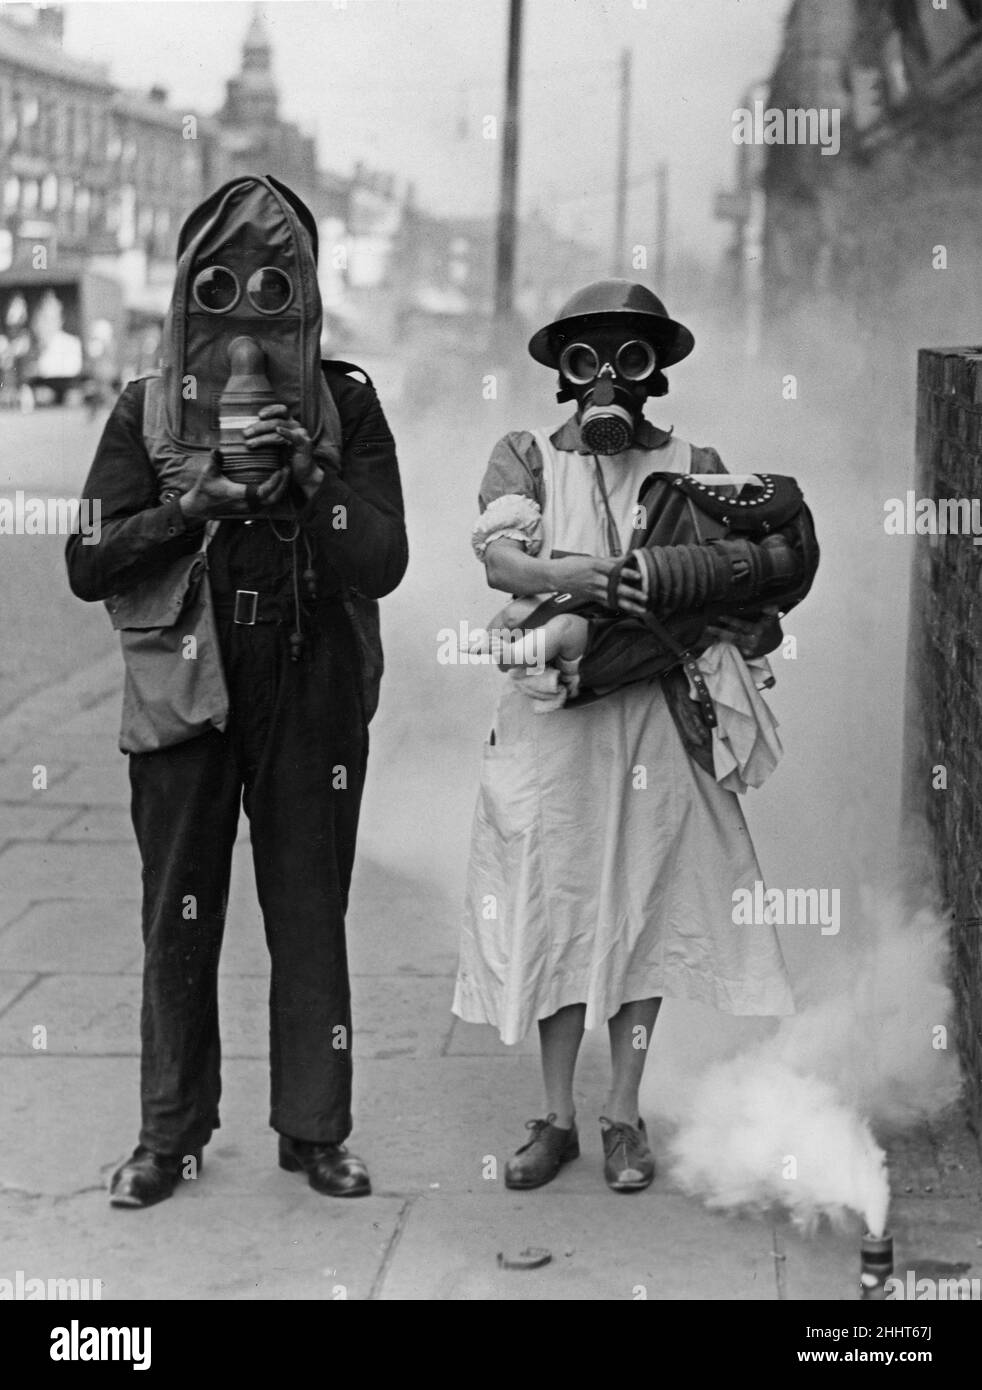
left=0, top=840, right=141, bottom=897
left=49, top=809, right=133, bottom=842
left=775, top=1214, right=864, bottom=1301
left=0, top=761, right=75, bottom=802
left=0, top=1188, right=403, bottom=1300
left=377, top=1192, right=781, bottom=1300
left=0, top=971, right=39, bottom=1016
left=0, top=974, right=139, bottom=1056
left=0, top=653, right=121, bottom=753
left=0, top=1056, right=141, bottom=1196
left=5, top=733, right=119, bottom=769
left=35, top=702, right=122, bottom=743
left=0, top=972, right=456, bottom=1060
left=0, top=898, right=143, bottom=974
left=889, top=1196, right=982, bottom=1284
left=34, top=762, right=130, bottom=806
left=445, top=1018, right=541, bottom=1058
left=0, top=1050, right=662, bottom=1203
left=0, top=895, right=32, bottom=931
left=345, top=858, right=458, bottom=978
left=0, top=804, right=79, bottom=845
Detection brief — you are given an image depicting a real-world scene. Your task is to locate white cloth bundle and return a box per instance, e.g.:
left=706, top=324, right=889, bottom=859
left=687, top=642, right=783, bottom=793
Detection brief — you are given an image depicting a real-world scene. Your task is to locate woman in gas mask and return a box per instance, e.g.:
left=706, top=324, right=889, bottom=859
left=453, top=280, right=807, bottom=1193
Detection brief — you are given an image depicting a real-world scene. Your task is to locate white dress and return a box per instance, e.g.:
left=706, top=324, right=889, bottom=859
left=452, top=430, right=795, bottom=1045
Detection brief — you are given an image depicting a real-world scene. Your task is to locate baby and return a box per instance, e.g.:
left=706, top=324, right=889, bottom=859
left=469, top=580, right=780, bottom=714
left=467, top=597, right=592, bottom=712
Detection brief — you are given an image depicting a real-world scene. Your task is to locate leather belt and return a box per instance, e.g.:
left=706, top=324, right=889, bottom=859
left=212, top=588, right=343, bottom=626
left=212, top=589, right=292, bottom=625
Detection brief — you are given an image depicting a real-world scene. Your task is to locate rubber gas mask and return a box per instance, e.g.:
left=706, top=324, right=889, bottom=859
left=158, top=176, right=337, bottom=490
left=557, top=330, right=658, bottom=456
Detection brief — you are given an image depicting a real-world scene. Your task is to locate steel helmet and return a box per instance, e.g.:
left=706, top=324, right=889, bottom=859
left=528, top=278, right=695, bottom=370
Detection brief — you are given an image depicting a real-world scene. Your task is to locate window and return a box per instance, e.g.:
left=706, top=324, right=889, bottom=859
left=75, top=107, right=89, bottom=157
left=75, top=186, right=91, bottom=234
left=89, top=188, right=105, bottom=232
left=41, top=173, right=58, bottom=212
left=0, top=88, right=14, bottom=148
left=3, top=176, right=20, bottom=213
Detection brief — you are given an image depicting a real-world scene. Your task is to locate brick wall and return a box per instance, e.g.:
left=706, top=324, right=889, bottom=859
left=903, top=346, right=982, bottom=1140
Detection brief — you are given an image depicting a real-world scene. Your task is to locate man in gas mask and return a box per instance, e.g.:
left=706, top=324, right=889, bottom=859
left=66, top=176, right=408, bottom=1207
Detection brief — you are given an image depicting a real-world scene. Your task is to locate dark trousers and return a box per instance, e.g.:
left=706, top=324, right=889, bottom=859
left=128, top=604, right=367, bottom=1154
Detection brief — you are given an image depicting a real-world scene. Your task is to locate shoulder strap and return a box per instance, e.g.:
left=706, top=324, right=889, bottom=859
left=142, top=373, right=165, bottom=440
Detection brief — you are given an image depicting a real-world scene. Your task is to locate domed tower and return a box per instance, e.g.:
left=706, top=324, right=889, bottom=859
left=222, top=6, right=279, bottom=130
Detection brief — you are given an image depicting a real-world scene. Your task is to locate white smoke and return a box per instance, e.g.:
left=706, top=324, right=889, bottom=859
left=667, top=890, right=960, bottom=1234
left=671, top=1059, right=889, bottom=1235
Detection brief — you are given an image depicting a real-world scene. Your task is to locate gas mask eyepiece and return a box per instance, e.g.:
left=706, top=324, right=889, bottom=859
left=191, top=264, right=295, bottom=316
left=559, top=338, right=658, bottom=455
left=245, top=267, right=293, bottom=313
left=193, top=266, right=240, bottom=313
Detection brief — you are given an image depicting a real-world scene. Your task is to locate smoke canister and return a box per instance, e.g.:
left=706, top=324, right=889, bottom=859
left=859, top=1232, right=893, bottom=1300
left=217, top=335, right=283, bottom=484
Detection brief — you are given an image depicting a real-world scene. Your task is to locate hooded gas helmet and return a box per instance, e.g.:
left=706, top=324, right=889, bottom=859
left=558, top=335, right=659, bottom=455
left=154, top=175, right=340, bottom=498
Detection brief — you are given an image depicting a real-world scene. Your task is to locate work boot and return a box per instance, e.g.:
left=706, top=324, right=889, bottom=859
left=278, top=1135, right=372, bottom=1197
left=109, top=1145, right=202, bottom=1209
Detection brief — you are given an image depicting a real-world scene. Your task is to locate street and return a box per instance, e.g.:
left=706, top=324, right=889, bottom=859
left=0, top=361, right=979, bottom=1300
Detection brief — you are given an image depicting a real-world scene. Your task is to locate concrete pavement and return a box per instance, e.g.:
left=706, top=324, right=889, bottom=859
left=2, top=393, right=981, bottom=1301
left=0, top=649, right=980, bottom=1302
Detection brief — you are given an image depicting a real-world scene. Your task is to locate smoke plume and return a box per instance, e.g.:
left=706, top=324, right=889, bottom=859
left=668, top=890, right=960, bottom=1234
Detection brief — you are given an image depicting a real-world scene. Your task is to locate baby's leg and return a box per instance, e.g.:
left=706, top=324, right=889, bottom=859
left=500, top=612, right=589, bottom=668
left=468, top=600, right=589, bottom=668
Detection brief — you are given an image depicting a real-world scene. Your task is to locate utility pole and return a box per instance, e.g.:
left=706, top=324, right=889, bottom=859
left=611, top=47, right=632, bottom=276
left=494, top=0, right=524, bottom=324
left=655, top=161, right=668, bottom=288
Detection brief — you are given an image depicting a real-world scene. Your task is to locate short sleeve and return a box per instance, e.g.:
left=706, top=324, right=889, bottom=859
left=471, top=493, right=543, bottom=560
left=478, top=431, right=544, bottom=510
left=472, top=431, right=545, bottom=561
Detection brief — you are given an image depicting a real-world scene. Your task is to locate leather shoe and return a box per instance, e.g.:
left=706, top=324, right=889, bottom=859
left=109, top=1145, right=202, bottom=1209
left=504, top=1113, right=579, bottom=1189
left=600, top=1116, right=655, bottom=1192
left=278, top=1135, right=372, bottom=1197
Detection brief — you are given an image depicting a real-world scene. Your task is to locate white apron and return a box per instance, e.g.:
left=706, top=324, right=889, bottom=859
left=452, top=431, right=795, bottom=1044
